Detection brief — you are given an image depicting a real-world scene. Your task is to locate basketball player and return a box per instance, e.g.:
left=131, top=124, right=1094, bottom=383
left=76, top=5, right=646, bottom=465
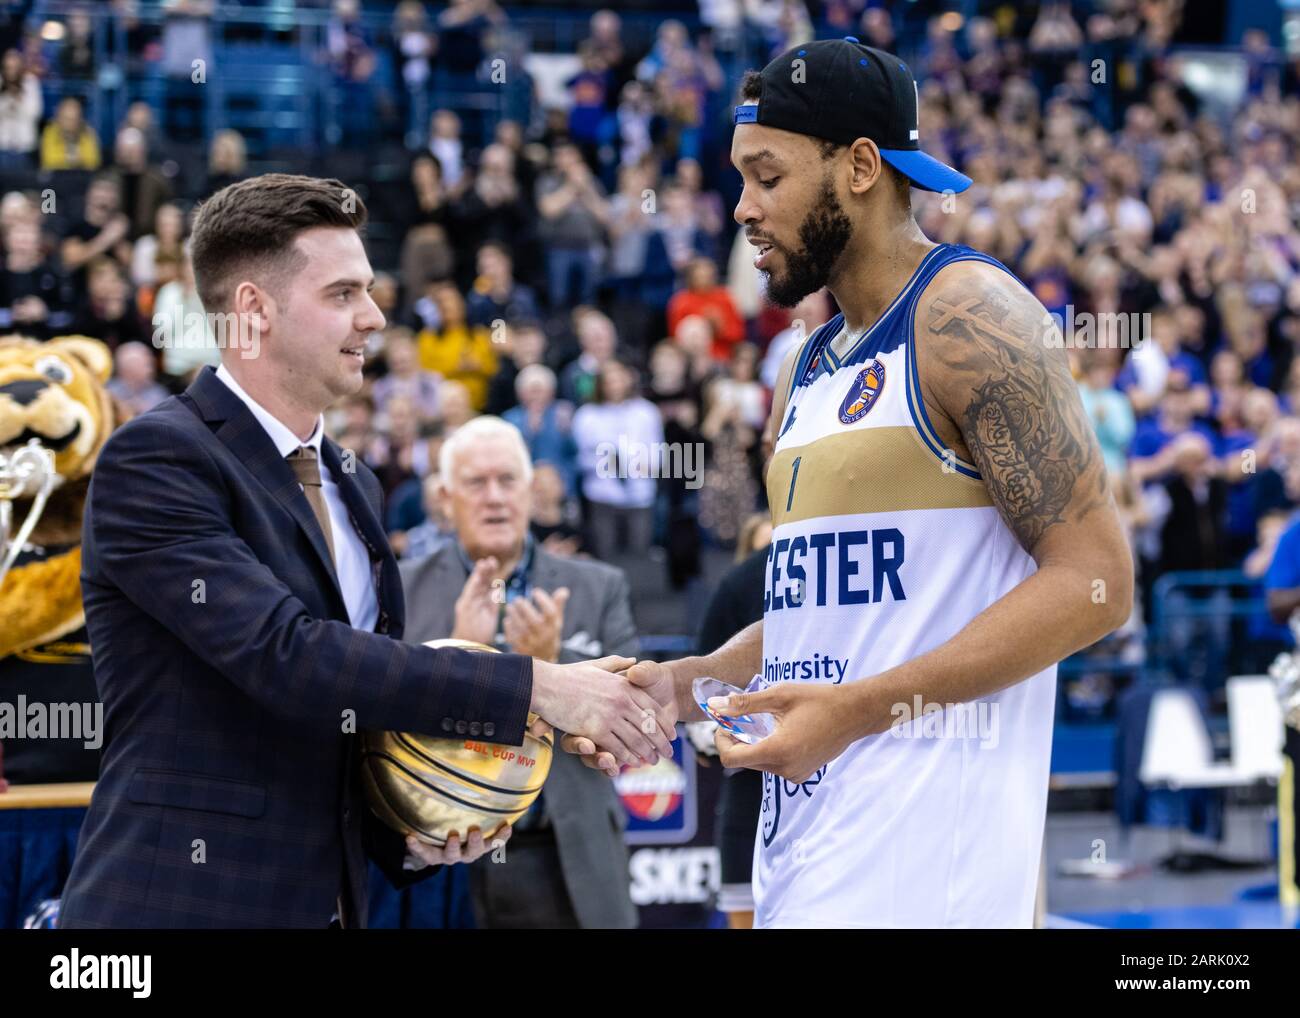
left=565, top=39, right=1133, bottom=928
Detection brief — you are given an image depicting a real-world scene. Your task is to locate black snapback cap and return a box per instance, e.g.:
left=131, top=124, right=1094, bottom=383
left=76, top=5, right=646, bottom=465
left=734, top=37, right=971, bottom=194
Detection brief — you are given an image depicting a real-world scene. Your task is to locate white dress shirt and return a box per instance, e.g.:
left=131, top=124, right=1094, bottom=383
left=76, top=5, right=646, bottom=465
left=215, top=364, right=380, bottom=633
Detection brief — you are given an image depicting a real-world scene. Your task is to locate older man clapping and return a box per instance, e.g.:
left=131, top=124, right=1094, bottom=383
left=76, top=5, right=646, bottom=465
left=396, top=416, right=641, bottom=929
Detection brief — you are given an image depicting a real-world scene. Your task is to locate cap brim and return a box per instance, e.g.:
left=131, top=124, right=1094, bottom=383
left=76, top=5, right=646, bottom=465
left=879, top=148, right=971, bottom=194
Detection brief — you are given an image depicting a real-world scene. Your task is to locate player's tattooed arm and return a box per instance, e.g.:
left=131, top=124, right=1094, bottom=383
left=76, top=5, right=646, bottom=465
left=916, top=264, right=1112, bottom=555
left=823, top=261, right=1133, bottom=748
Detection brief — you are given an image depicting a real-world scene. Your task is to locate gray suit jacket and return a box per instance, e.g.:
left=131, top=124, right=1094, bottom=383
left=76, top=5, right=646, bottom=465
left=398, top=543, right=639, bottom=929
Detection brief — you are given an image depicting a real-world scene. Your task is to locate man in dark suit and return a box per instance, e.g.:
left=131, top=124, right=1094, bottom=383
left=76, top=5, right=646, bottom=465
left=398, top=416, right=638, bottom=928
left=58, top=174, right=674, bottom=929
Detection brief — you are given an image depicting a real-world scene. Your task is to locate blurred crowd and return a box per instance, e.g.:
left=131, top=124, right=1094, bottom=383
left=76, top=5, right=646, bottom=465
left=891, top=3, right=1300, bottom=676
left=3, top=0, right=1300, bottom=664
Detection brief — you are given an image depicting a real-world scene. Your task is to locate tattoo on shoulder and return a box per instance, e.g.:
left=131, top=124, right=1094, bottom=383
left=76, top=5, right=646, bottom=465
left=925, top=275, right=1108, bottom=551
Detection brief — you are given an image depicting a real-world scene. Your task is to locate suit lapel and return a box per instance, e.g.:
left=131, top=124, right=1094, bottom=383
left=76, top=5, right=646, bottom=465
left=531, top=548, right=563, bottom=596
left=526, top=549, right=582, bottom=651
left=433, top=547, right=469, bottom=635
left=184, top=367, right=344, bottom=604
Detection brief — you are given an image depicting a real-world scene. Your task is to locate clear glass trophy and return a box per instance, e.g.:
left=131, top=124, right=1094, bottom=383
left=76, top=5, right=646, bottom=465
left=691, top=674, right=776, bottom=745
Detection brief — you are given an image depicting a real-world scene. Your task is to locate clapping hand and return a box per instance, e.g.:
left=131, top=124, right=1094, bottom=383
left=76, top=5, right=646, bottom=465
left=503, top=587, right=569, bottom=661
left=450, top=556, right=501, bottom=646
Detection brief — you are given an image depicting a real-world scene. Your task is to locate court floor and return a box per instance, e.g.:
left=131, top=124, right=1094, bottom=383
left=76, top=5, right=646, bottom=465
left=1044, top=807, right=1296, bottom=929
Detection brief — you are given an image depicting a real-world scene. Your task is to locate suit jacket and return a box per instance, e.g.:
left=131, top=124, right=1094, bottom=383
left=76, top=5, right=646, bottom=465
left=399, top=543, right=638, bottom=928
left=59, top=366, right=533, bottom=929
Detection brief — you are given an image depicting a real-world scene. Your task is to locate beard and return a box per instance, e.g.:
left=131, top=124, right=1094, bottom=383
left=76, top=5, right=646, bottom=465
left=762, top=175, right=854, bottom=308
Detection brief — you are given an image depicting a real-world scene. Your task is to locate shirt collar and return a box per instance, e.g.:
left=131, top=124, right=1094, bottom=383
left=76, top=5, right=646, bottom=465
left=215, top=363, right=324, bottom=459
left=455, top=534, right=535, bottom=599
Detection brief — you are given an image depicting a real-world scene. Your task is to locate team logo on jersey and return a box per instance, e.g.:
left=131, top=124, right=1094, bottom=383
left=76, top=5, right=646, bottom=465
left=838, top=360, right=886, bottom=424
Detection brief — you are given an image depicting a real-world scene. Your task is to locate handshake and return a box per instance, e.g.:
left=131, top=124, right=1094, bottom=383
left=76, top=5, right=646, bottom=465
left=405, top=648, right=859, bottom=870
left=403, top=655, right=680, bottom=872
left=405, top=556, right=720, bottom=870
left=448, top=557, right=681, bottom=769
left=529, top=656, right=680, bottom=774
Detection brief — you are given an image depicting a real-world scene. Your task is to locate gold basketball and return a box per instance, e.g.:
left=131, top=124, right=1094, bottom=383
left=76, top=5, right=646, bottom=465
left=360, top=639, right=553, bottom=847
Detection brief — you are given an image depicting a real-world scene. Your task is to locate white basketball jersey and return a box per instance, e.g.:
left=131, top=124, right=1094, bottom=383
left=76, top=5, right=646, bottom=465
left=754, top=243, right=1056, bottom=928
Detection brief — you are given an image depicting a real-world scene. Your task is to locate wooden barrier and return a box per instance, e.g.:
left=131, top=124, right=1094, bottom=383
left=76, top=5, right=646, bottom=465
left=0, top=783, right=95, bottom=810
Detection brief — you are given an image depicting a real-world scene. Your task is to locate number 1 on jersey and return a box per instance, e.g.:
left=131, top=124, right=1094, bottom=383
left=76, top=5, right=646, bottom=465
left=785, top=456, right=801, bottom=512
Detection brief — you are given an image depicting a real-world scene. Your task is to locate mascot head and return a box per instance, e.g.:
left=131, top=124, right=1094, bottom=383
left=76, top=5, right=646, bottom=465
left=0, top=335, right=114, bottom=482
left=0, top=334, right=122, bottom=678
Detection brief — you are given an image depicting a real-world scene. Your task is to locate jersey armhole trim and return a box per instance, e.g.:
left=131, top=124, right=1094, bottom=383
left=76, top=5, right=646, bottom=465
left=904, top=348, right=981, bottom=478
left=847, top=243, right=950, bottom=365
left=785, top=313, right=844, bottom=404
left=905, top=257, right=989, bottom=479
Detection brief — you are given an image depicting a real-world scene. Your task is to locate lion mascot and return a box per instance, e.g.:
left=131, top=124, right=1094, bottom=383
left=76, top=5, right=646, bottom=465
left=0, top=335, right=122, bottom=927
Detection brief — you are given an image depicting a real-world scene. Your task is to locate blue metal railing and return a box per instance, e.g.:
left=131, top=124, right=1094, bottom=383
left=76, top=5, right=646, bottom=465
left=1151, top=570, right=1265, bottom=625
left=1148, top=569, right=1268, bottom=685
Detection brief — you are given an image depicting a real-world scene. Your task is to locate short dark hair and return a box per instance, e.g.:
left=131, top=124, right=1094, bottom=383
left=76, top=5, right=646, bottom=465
left=410, top=150, right=442, bottom=180
left=190, top=173, right=367, bottom=312
left=88, top=171, right=122, bottom=197
left=87, top=255, right=123, bottom=282
left=478, top=240, right=512, bottom=263
left=593, top=358, right=638, bottom=404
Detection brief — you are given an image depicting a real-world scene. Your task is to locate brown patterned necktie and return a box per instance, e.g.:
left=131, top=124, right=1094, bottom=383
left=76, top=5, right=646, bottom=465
left=286, top=446, right=336, bottom=564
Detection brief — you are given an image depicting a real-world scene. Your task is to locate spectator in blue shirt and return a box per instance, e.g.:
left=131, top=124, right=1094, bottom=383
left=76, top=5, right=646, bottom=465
left=1208, top=348, right=1246, bottom=424
left=1246, top=510, right=1295, bottom=662
left=1225, top=306, right=1274, bottom=390
left=465, top=242, right=539, bottom=328
left=566, top=43, right=610, bottom=160
left=504, top=364, right=578, bottom=495
left=1218, top=388, right=1282, bottom=560
left=1264, top=511, right=1300, bottom=659
left=1117, top=306, right=1209, bottom=418
left=1130, top=381, right=1218, bottom=486
left=1254, top=417, right=1300, bottom=518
